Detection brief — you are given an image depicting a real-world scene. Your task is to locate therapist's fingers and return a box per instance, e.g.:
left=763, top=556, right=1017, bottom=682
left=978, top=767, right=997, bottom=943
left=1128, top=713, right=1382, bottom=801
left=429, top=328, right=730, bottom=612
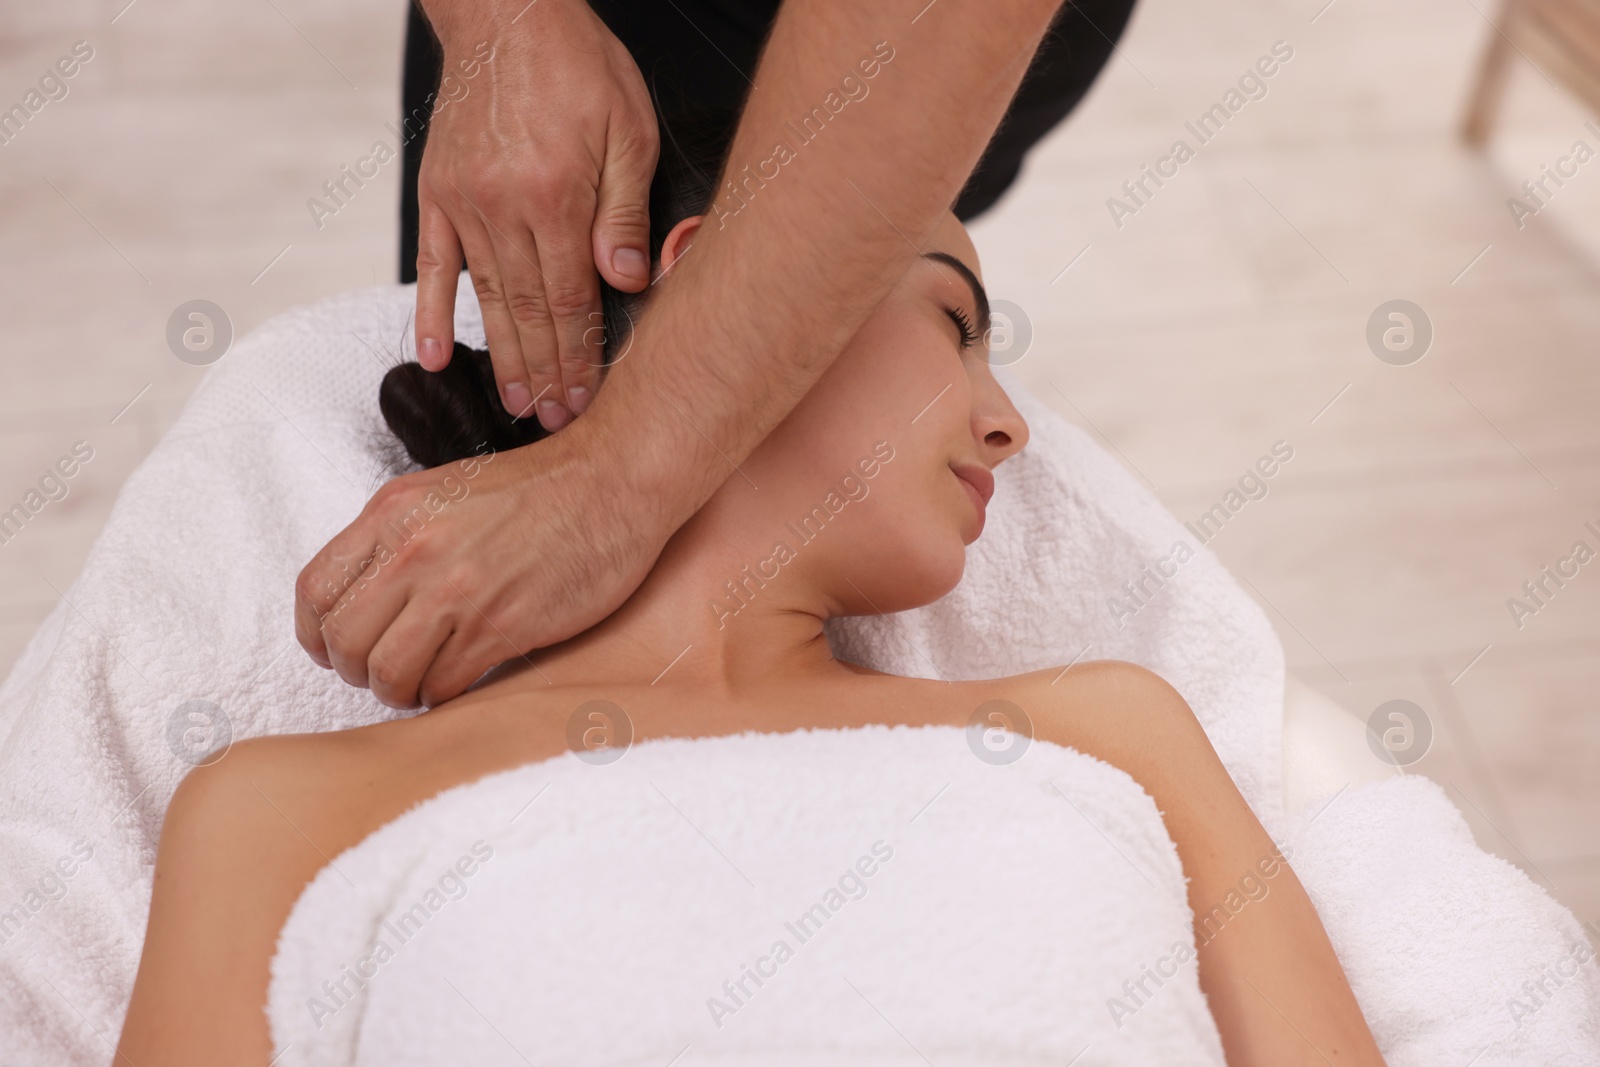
left=319, top=558, right=415, bottom=693
left=366, top=601, right=458, bottom=710
left=295, top=536, right=377, bottom=669
left=450, top=225, right=536, bottom=420
left=528, top=204, right=603, bottom=419
left=293, top=472, right=425, bottom=670
left=591, top=101, right=658, bottom=296
left=489, top=216, right=571, bottom=428
left=416, top=625, right=506, bottom=711
left=451, top=203, right=550, bottom=422
left=413, top=190, right=463, bottom=373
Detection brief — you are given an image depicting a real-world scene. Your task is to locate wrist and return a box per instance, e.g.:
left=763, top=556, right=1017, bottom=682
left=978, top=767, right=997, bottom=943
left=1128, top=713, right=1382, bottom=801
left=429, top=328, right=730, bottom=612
left=563, top=392, right=710, bottom=533
left=419, top=0, right=578, bottom=53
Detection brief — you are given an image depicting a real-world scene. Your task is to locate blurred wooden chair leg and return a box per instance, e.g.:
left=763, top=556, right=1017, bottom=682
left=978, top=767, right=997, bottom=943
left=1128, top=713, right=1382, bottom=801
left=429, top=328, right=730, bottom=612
left=1462, top=0, right=1518, bottom=146
left=1462, top=0, right=1600, bottom=147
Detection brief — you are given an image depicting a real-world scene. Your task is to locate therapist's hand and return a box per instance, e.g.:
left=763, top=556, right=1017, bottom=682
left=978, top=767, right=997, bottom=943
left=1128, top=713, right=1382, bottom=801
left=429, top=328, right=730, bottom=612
left=414, top=0, right=658, bottom=430
left=294, top=421, right=669, bottom=709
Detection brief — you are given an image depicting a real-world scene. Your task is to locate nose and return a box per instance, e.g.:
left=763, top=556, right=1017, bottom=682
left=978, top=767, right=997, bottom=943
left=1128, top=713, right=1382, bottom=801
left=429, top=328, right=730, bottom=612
left=970, top=371, right=1029, bottom=466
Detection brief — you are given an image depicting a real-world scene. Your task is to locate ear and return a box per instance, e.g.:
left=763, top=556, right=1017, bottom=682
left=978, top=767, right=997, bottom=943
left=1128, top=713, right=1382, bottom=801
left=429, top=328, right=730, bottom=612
left=658, top=215, right=704, bottom=275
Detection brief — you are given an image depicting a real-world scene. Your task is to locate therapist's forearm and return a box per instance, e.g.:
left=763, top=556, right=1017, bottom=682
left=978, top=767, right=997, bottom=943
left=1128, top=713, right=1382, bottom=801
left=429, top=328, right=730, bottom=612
left=580, top=0, right=1062, bottom=523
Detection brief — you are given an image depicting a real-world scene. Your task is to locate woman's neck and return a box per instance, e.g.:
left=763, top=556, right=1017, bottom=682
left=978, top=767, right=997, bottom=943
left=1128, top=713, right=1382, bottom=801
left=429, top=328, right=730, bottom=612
left=517, top=495, right=850, bottom=697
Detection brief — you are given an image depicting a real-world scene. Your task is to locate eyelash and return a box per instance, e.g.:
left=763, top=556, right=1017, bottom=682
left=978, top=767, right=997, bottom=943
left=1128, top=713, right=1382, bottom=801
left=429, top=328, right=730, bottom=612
left=944, top=306, right=979, bottom=349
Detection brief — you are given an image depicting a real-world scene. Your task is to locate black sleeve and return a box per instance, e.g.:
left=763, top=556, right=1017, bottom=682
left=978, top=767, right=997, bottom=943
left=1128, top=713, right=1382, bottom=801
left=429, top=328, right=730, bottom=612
left=397, top=0, right=1139, bottom=282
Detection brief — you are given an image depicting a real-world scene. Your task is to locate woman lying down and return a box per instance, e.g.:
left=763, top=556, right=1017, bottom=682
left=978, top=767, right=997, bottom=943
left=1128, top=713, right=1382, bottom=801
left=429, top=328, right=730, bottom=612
left=115, top=112, right=1386, bottom=1066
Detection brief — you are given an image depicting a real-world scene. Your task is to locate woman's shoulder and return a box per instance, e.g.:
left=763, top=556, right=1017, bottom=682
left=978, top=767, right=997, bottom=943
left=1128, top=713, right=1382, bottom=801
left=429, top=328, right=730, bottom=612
left=170, top=722, right=382, bottom=814
left=163, top=711, right=485, bottom=862
left=160, top=698, right=569, bottom=876
left=840, top=657, right=1195, bottom=740
left=968, top=658, right=1187, bottom=706
left=957, top=659, right=1199, bottom=745
left=159, top=728, right=395, bottom=895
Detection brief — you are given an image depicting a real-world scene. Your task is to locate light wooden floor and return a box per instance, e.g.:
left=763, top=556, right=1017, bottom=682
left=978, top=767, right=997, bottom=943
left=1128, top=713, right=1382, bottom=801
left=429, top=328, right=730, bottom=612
left=2, top=0, right=1597, bottom=927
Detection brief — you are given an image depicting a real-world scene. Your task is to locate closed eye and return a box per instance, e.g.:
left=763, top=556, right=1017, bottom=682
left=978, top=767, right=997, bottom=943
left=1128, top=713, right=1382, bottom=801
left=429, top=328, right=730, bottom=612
left=944, top=305, right=980, bottom=349
left=923, top=251, right=991, bottom=339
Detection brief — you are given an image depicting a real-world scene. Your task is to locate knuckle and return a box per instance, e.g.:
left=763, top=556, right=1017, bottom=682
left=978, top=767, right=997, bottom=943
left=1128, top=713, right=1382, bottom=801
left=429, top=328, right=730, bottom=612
left=599, top=201, right=650, bottom=237
left=380, top=482, right=430, bottom=524
left=610, top=116, right=660, bottom=164
left=470, top=270, right=507, bottom=307
left=529, top=165, right=595, bottom=218
left=367, top=658, right=411, bottom=705
left=544, top=284, right=593, bottom=323
left=522, top=162, right=569, bottom=203
left=429, top=169, right=489, bottom=215
left=306, top=574, right=352, bottom=624
left=320, top=624, right=350, bottom=667
left=415, top=170, right=448, bottom=204
left=294, top=566, right=323, bottom=608
left=442, top=566, right=480, bottom=600
left=330, top=646, right=368, bottom=688
left=560, top=354, right=598, bottom=383
left=469, top=176, right=513, bottom=216
left=414, top=246, right=454, bottom=275
left=368, top=659, right=396, bottom=692
left=371, top=476, right=419, bottom=514
left=370, top=477, right=404, bottom=506
left=319, top=595, right=353, bottom=640
left=505, top=289, right=553, bottom=328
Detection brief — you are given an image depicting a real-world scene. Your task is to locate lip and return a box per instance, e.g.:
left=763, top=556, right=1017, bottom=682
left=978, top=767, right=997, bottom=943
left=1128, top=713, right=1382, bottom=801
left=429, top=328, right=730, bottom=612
left=951, top=462, right=995, bottom=536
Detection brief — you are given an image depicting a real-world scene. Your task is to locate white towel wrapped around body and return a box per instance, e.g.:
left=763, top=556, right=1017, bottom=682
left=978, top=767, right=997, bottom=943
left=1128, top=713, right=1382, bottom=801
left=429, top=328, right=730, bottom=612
left=270, top=727, right=1230, bottom=1066
left=268, top=730, right=1600, bottom=1067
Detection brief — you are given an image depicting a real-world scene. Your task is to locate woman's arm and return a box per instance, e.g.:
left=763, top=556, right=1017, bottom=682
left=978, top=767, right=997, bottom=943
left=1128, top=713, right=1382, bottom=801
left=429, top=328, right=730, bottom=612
left=116, top=703, right=566, bottom=1065
left=115, top=737, right=354, bottom=1065
left=1028, top=661, right=1385, bottom=1066
left=115, top=728, right=445, bottom=1066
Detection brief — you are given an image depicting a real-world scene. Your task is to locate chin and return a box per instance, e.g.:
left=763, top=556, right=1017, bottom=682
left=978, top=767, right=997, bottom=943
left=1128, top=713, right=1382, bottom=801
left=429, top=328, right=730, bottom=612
left=845, top=535, right=968, bottom=614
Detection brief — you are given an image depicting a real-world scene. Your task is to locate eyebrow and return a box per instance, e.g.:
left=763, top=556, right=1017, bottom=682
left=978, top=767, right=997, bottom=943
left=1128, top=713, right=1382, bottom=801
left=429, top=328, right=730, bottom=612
left=921, top=251, right=991, bottom=338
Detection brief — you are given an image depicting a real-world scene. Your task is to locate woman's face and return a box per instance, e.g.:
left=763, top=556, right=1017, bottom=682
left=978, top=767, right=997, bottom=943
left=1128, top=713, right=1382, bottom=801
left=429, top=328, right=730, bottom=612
left=668, top=211, right=1030, bottom=616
